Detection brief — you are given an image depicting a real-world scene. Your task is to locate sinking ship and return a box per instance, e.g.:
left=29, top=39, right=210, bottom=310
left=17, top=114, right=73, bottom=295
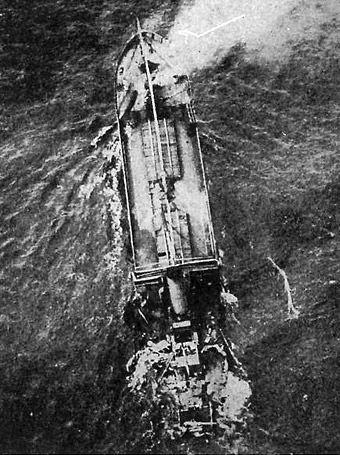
left=114, top=21, right=248, bottom=433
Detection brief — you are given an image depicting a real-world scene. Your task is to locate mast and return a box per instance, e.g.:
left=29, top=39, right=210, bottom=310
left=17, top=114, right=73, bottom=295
left=136, top=18, right=176, bottom=264
left=136, top=19, right=163, bottom=171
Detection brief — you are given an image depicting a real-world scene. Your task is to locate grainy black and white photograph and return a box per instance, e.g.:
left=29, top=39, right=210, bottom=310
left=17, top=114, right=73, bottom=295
left=1, top=0, right=340, bottom=453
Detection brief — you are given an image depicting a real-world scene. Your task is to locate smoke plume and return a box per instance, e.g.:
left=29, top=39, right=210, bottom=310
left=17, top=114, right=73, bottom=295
left=154, top=0, right=340, bottom=74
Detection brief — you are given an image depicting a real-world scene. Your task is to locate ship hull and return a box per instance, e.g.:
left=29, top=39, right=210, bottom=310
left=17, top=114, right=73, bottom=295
left=115, top=30, right=218, bottom=283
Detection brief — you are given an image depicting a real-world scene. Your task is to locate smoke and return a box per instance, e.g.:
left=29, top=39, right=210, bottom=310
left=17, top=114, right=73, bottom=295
left=158, top=0, right=340, bottom=74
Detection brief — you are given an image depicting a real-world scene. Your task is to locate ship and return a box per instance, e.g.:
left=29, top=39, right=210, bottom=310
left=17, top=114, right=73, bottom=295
left=114, top=21, right=242, bottom=433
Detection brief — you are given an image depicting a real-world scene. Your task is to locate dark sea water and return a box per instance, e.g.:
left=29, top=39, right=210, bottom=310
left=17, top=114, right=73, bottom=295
left=0, top=125, right=128, bottom=356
